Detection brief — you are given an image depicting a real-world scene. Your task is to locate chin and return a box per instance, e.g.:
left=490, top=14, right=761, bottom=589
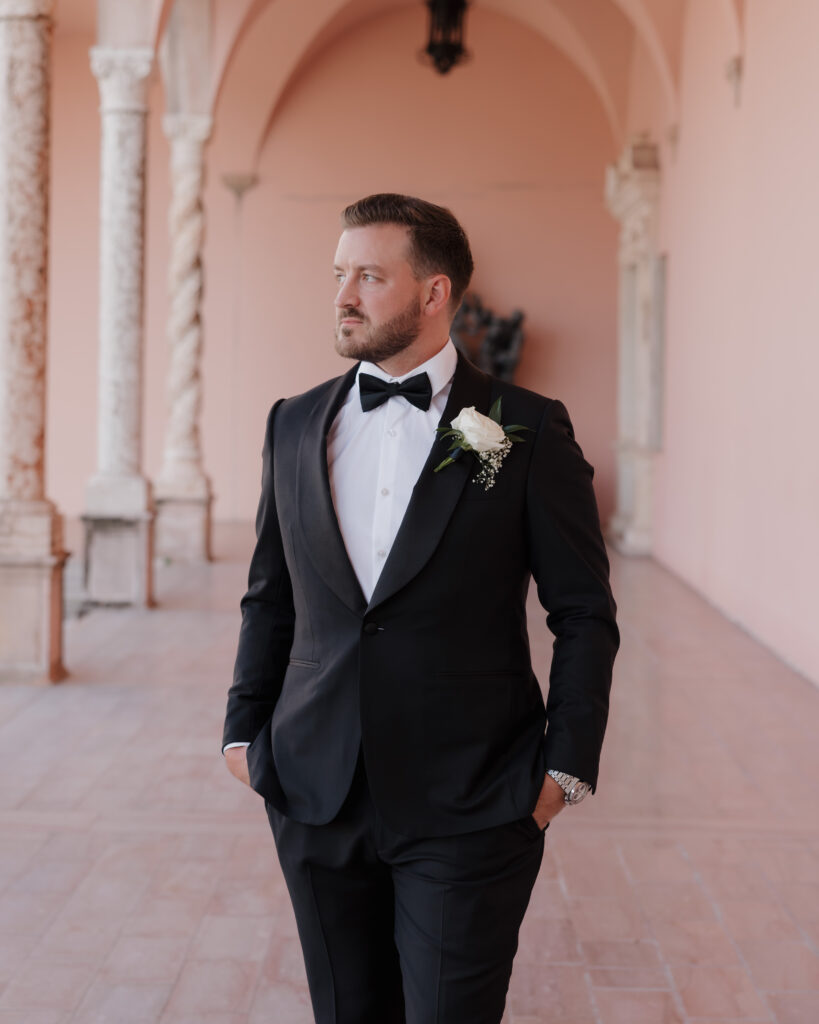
left=334, top=334, right=363, bottom=359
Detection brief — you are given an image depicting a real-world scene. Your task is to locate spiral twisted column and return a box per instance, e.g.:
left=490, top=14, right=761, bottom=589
left=155, top=114, right=213, bottom=561
left=83, top=46, right=155, bottom=606
left=0, top=0, right=66, bottom=680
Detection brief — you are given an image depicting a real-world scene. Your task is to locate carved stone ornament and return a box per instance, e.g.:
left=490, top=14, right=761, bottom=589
left=605, top=140, right=660, bottom=266
left=90, top=47, right=154, bottom=114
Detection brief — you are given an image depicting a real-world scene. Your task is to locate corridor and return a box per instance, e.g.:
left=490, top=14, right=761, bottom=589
left=0, top=525, right=817, bottom=1024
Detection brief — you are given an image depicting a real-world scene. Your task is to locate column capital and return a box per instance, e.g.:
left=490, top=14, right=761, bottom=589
left=605, top=137, right=660, bottom=223
left=0, top=1, right=53, bottom=18
left=90, top=46, right=154, bottom=114
left=163, top=113, right=213, bottom=168
left=605, top=138, right=661, bottom=266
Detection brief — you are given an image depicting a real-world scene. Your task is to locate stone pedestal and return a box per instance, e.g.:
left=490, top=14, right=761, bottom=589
left=610, top=445, right=653, bottom=555
left=81, top=513, right=153, bottom=606
left=0, top=1, right=67, bottom=681
left=155, top=495, right=212, bottom=562
left=84, top=47, right=155, bottom=605
left=83, top=472, right=154, bottom=606
left=0, top=501, right=67, bottom=681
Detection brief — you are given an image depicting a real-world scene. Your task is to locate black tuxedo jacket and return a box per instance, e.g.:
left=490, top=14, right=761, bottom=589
left=223, top=352, right=619, bottom=838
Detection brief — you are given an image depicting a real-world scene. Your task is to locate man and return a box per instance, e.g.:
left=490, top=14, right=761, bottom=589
left=223, top=194, right=618, bottom=1024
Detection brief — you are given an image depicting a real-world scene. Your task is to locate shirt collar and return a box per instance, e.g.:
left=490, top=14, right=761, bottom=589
left=356, top=338, right=457, bottom=402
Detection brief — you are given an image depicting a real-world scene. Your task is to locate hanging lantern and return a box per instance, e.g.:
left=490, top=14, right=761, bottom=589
left=421, top=0, right=470, bottom=75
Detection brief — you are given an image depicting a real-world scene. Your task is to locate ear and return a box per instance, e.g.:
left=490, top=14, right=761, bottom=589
left=422, top=274, right=452, bottom=318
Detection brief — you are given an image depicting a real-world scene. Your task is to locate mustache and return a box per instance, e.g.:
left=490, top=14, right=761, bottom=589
left=337, top=309, right=366, bottom=323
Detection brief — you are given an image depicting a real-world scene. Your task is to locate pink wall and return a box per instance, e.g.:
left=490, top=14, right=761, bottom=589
left=629, top=0, right=819, bottom=685
left=45, top=5, right=620, bottom=533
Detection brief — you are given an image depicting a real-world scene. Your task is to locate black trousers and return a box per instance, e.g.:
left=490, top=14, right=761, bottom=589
left=265, top=749, right=546, bottom=1024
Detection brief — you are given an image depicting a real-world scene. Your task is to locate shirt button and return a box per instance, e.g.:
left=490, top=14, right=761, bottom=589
left=381, top=488, right=389, bottom=496
left=387, top=429, right=397, bottom=437
left=376, top=549, right=386, bottom=558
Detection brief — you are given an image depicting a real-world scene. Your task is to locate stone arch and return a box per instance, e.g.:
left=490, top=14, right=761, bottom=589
left=213, top=0, right=635, bottom=170
left=609, top=0, right=679, bottom=122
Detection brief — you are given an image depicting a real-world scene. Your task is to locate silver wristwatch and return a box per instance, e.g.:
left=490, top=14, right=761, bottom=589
left=547, top=770, right=591, bottom=805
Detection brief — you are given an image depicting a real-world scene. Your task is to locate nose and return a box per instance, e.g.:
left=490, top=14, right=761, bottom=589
left=334, top=275, right=359, bottom=311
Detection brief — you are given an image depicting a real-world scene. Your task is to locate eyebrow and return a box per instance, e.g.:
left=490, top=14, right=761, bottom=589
left=333, top=264, right=386, bottom=273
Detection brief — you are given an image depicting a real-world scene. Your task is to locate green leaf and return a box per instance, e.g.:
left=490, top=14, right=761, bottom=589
left=488, top=396, right=503, bottom=424
left=503, top=424, right=532, bottom=433
left=508, top=433, right=526, bottom=443
left=434, top=457, right=455, bottom=472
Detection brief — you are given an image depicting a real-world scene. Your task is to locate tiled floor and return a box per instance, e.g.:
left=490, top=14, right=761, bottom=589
left=0, top=524, right=817, bottom=1023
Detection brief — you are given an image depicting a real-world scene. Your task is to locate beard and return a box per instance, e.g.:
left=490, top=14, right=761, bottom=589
left=334, top=295, right=423, bottom=364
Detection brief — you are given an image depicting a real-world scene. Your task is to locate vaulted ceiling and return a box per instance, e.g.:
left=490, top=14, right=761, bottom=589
left=56, top=0, right=746, bottom=161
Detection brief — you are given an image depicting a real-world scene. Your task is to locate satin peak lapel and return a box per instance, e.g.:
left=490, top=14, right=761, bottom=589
left=297, top=363, right=367, bottom=615
left=368, top=353, right=492, bottom=611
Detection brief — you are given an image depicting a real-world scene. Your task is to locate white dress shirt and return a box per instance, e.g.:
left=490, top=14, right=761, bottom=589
left=224, top=339, right=457, bottom=751
left=328, top=339, right=457, bottom=602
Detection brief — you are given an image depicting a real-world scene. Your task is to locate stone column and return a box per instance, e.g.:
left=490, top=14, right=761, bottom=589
left=0, top=0, right=67, bottom=681
left=84, top=46, right=155, bottom=606
left=154, top=114, right=213, bottom=561
left=604, top=138, right=662, bottom=556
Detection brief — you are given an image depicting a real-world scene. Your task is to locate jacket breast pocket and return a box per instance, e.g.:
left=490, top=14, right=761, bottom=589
left=288, top=657, right=320, bottom=669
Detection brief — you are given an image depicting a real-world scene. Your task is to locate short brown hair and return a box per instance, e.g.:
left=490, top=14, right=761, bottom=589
left=341, top=193, right=474, bottom=309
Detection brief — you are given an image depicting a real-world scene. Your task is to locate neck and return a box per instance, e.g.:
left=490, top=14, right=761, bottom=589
left=374, top=334, right=450, bottom=378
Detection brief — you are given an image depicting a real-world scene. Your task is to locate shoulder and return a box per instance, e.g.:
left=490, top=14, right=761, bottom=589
left=265, top=371, right=353, bottom=432
left=471, top=369, right=582, bottom=466
left=481, top=371, right=564, bottom=430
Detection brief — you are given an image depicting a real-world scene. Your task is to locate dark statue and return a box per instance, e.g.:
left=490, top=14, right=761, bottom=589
left=451, top=293, right=525, bottom=382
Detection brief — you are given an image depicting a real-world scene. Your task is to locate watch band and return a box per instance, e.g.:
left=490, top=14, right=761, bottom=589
left=547, top=769, right=591, bottom=805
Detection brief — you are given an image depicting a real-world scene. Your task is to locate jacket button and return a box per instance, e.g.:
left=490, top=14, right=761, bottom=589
left=363, top=622, right=379, bottom=636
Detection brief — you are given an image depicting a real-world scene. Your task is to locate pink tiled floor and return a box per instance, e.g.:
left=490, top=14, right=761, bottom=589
left=0, top=524, right=817, bottom=1023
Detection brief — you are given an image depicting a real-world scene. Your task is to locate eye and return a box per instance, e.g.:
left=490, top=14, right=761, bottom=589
left=362, top=273, right=378, bottom=282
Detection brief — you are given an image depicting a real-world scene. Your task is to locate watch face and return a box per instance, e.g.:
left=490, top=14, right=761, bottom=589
left=568, top=781, right=591, bottom=804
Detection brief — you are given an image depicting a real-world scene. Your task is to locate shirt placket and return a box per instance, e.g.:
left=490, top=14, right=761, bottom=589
left=371, top=400, right=406, bottom=587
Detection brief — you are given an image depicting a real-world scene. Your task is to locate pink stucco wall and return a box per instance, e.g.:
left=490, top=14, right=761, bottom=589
left=628, top=0, right=819, bottom=685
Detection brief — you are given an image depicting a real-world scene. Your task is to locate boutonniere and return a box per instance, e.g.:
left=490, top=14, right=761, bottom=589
left=434, top=397, right=532, bottom=491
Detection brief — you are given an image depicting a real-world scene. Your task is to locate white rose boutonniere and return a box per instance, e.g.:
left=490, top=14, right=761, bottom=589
left=434, top=397, right=531, bottom=490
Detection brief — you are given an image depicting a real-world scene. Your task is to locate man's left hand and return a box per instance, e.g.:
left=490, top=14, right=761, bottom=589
left=531, top=772, right=566, bottom=829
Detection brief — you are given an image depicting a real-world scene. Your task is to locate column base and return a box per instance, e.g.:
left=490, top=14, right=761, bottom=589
left=81, top=513, right=155, bottom=607
left=0, top=500, right=67, bottom=682
left=608, top=520, right=652, bottom=557
left=154, top=494, right=212, bottom=562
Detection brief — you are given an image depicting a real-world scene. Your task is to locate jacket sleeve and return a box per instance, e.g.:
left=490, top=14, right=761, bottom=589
left=222, top=399, right=295, bottom=750
left=525, top=398, right=619, bottom=791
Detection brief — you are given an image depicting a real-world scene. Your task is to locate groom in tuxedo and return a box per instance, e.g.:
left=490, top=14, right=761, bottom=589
left=223, top=194, right=618, bottom=1024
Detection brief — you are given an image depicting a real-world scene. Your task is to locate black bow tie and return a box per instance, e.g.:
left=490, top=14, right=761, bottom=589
left=358, top=371, right=433, bottom=412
